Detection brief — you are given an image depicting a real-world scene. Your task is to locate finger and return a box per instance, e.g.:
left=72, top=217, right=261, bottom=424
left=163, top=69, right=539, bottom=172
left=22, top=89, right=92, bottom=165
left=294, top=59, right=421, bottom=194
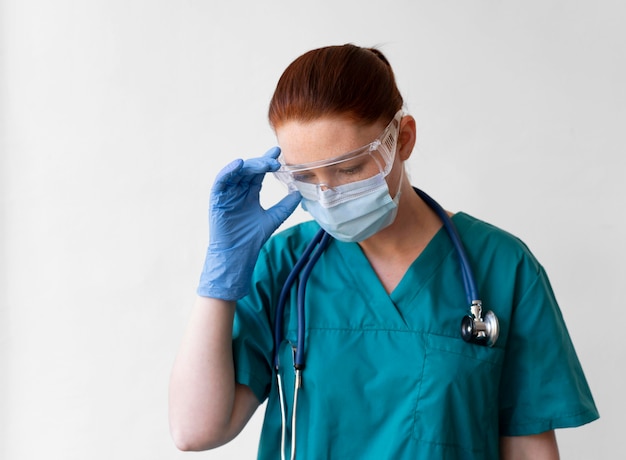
left=241, top=152, right=281, bottom=188
left=213, top=148, right=281, bottom=191
left=240, top=156, right=280, bottom=176
left=212, top=158, right=244, bottom=192
left=262, top=146, right=281, bottom=160
left=241, top=146, right=282, bottom=175
left=265, top=191, right=302, bottom=227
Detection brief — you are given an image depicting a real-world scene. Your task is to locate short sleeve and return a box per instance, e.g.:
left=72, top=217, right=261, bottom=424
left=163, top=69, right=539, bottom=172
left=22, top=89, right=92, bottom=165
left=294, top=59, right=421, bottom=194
left=498, top=263, right=599, bottom=435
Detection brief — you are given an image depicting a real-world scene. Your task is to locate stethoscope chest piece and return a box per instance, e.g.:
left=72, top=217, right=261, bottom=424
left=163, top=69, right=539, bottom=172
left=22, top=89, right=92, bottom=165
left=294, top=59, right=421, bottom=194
left=460, top=301, right=499, bottom=347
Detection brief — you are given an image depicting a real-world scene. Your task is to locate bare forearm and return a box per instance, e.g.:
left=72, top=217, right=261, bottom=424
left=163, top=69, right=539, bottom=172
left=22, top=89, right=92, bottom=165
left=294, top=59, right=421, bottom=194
left=168, top=296, right=239, bottom=450
left=500, top=431, right=559, bottom=460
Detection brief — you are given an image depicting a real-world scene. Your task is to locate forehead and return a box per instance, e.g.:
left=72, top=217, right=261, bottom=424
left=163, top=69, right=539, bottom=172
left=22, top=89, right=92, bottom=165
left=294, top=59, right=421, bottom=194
left=276, top=116, right=386, bottom=165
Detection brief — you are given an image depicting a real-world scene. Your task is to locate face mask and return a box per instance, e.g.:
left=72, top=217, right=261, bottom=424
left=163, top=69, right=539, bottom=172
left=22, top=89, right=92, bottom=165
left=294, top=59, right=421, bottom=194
left=300, top=169, right=403, bottom=243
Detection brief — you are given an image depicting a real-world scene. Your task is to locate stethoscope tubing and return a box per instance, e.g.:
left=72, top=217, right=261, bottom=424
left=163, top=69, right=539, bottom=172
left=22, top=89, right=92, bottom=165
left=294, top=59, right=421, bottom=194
left=273, top=189, right=482, bottom=370
left=271, top=188, right=495, bottom=459
left=273, top=228, right=330, bottom=370
left=274, top=227, right=330, bottom=460
left=415, top=188, right=479, bottom=304
left=295, top=231, right=331, bottom=368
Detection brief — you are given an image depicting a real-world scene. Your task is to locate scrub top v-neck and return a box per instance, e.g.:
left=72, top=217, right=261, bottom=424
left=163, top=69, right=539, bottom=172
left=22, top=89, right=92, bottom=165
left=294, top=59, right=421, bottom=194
left=232, top=214, right=598, bottom=459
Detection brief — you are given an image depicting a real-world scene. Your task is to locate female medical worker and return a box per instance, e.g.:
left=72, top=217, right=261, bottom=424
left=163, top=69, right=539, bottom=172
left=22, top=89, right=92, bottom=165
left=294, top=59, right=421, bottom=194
left=169, top=44, right=599, bottom=459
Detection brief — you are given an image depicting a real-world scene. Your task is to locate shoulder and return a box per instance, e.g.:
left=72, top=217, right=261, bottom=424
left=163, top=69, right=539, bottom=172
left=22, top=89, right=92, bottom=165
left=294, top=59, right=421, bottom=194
left=453, top=212, right=541, bottom=272
left=453, top=212, right=527, bottom=247
left=452, top=212, right=548, bottom=309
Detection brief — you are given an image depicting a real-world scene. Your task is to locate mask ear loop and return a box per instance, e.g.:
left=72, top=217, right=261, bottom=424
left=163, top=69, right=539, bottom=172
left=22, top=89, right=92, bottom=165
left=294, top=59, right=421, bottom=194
left=392, top=165, right=404, bottom=203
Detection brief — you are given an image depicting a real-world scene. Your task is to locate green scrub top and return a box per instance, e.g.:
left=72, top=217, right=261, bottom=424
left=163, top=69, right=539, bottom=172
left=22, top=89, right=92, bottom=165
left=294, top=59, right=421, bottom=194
left=233, top=212, right=598, bottom=459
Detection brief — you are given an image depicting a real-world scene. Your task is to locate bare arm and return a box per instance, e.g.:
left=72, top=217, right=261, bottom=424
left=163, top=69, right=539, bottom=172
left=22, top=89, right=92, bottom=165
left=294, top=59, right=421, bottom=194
left=500, top=431, right=559, bottom=460
left=168, top=296, right=261, bottom=451
left=168, top=151, right=300, bottom=450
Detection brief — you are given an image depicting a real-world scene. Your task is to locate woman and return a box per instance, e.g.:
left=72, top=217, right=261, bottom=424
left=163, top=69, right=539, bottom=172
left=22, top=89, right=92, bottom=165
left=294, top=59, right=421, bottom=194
left=169, top=44, right=598, bottom=459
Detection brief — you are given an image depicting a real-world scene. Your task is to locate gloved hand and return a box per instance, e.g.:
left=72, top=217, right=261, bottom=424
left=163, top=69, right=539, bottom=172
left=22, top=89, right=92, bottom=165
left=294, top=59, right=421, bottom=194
left=197, top=147, right=301, bottom=300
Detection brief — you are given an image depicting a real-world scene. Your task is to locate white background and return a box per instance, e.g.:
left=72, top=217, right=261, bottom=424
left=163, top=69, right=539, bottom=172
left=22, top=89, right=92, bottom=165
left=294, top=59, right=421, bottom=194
left=1, top=1, right=623, bottom=459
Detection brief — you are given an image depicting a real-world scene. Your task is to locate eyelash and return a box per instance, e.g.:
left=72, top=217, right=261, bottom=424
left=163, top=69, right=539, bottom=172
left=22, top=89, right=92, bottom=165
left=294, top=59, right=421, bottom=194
left=293, top=173, right=315, bottom=182
left=339, top=165, right=362, bottom=175
left=291, top=162, right=367, bottom=183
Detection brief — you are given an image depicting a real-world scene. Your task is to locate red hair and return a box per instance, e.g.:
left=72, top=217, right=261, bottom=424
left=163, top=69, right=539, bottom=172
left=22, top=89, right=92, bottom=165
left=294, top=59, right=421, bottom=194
left=268, top=44, right=404, bottom=129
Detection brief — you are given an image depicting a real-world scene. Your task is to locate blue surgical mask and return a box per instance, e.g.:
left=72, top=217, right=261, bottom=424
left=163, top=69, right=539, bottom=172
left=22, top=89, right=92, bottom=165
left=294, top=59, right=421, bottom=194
left=300, top=170, right=402, bottom=243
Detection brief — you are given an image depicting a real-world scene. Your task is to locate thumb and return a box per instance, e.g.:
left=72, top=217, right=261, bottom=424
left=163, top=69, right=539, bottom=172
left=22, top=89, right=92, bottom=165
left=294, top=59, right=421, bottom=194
left=266, top=192, right=302, bottom=227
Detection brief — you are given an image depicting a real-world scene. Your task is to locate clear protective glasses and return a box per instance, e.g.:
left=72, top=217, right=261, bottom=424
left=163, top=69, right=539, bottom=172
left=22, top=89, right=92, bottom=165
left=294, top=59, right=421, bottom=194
left=273, top=110, right=403, bottom=199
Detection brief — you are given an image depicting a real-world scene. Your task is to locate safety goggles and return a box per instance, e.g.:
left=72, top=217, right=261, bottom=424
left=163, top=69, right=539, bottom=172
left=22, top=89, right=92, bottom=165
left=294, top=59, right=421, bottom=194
left=273, top=111, right=403, bottom=197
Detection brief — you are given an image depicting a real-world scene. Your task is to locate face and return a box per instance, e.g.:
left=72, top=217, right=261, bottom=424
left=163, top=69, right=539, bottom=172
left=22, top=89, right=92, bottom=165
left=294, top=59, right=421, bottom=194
left=275, top=113, right=404, bottom=193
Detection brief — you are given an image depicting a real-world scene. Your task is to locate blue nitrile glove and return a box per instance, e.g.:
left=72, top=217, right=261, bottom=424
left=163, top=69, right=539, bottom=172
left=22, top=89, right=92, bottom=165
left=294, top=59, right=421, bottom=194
left=197, top=147, right=301, bottom=300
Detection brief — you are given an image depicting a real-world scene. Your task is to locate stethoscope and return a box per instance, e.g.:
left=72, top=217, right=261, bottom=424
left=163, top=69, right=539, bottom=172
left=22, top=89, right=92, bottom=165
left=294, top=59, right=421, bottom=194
left=272, top=188, right=499, bottom=460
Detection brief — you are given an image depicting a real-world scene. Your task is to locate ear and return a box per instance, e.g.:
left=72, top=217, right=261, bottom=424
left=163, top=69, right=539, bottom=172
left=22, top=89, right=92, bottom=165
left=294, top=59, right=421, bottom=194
left=397, top=115, right=416, bottom=162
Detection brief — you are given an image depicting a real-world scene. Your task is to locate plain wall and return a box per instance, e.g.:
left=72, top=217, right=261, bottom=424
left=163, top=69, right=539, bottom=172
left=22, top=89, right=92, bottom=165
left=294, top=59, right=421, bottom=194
left=1, top=1, right=623, bottom=458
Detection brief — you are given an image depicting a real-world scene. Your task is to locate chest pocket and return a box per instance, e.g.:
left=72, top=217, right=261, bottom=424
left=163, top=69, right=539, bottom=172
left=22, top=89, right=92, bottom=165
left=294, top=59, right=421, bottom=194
left=412, top=333, right=505, bottom=455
